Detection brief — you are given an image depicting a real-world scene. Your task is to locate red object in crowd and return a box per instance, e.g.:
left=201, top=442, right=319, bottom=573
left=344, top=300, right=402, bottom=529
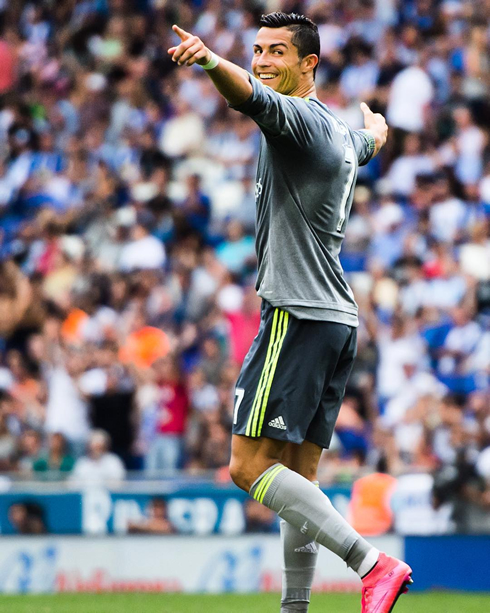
left=226, top=309, right=261, bottom=364
left=423, top=260, right=444, bottom=278
left=157, top=382, right=189, bottom=436
left=0, top=41, right=16, bottom=93
left=36, top=240, right=61, bottom=276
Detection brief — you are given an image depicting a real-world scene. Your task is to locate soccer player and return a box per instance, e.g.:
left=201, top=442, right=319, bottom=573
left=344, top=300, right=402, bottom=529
left=168, top=12, right=413, bottom=613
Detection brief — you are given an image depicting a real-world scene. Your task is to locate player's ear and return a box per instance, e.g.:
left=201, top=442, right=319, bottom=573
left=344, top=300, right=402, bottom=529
left=302, top=54, right=318, bottom=75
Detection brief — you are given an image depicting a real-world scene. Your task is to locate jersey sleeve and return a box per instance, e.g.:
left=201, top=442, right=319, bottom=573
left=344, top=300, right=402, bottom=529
left=230, top=73, right=318, bottom=145
left=350, top=129, right=376, bottom=166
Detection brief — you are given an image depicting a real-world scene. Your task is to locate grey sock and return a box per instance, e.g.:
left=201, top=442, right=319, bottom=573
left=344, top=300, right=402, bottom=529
left=250, top=464, right=372, bottom=572
left=280, top=520, right=318, bottom=613
left=281, top=603, right=309, bottom=612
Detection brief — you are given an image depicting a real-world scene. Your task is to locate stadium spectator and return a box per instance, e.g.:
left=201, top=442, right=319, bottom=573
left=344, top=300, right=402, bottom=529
left=33, top=432, right=75, bottom=475
left=127, top=497, right=175, bottom=535
left=70, top=429, right=126, bottom=487
left=43, top=337, right=90, bottom=457
left=144, top=355, right=189, bottom=473
left=348, top=456, right=397, bottom=536
left=79, top=341, right=136, bottom=466
left=118, top=209, right=166, bottom=272
left=244, top=498, right=277, bottom=533
left=8, top=501, right=47, bottom=535
left=0, top=406, right=17, bottom=471
left=17, top=429, right=43, bottom=474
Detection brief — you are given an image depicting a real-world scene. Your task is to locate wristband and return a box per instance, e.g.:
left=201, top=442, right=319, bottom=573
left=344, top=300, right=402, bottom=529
left=200, top=52, right=220, bottom=70
left=360, top=130, right=376, bottom=157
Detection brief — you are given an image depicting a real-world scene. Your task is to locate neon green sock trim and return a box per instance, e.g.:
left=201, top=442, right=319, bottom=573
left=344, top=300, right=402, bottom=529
left=253, top=465, right=282, bottom=502
left=254, top=465, right=286, bottom=503
left=253, top=465, right=281, bottom=502
left=258, top=465, right=286, bottom=503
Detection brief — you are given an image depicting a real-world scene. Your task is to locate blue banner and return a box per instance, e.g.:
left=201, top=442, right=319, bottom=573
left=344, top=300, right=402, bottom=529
left=0, top=486, right=352, bottom=536
left=0, top=493, right=82, bottom=535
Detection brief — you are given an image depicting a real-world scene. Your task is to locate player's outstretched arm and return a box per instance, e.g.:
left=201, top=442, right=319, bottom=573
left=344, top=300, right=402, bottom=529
left=168, top=25, right=252, bottom=107
left=359, top=102, right=388, bottom=158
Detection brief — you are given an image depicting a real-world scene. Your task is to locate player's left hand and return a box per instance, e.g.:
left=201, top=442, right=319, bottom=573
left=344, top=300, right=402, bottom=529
left=168, top=25, right=212, bottom=67
left=360, top=102, right=388, bottom=148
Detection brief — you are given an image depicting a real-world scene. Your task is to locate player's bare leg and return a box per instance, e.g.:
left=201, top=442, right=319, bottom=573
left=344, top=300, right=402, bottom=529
left=281, top=441, right=322, bottom=482
left=230, top=434, right=287, bottom=487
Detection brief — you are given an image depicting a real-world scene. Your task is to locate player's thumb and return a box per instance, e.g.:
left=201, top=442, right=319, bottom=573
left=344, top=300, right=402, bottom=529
left=360, top=102, right=373, bottom=116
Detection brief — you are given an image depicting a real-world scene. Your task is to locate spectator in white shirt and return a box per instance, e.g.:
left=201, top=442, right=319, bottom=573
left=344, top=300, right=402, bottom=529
left=424, top=253, right=467, bottom=311
left=377, top=315, right=428, bottom=402
left=459, top=221, right=490, bottom=281
left=118, top=210, right=166, bottom=272
left=387, top=55, right=434, bottom=132
left=439, top=306, right=482, bottom=375
left=70, top=429, right=126, bottom=487
left=387, top=133, right=435, bottom=198
left=340, top=41, right=379, bottom=100
left=158, top=99, right=205, bottom=158
left=44, top=341, right=90, bottom=457
left=429, top=173, right=467, bottom=243
left=453, top=105, right=487, bottom=187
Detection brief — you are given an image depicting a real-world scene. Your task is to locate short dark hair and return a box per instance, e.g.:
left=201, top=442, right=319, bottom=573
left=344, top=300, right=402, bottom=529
left=259, top=12, right=320, bottom=78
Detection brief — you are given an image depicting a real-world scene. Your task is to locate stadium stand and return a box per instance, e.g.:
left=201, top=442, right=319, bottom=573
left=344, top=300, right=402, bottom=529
left=0, top=0, right=489, bottom=534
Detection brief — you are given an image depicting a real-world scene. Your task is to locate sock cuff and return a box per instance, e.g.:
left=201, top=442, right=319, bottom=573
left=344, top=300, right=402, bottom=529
left=281, top=589, right=311, bottom=607
left=249, top=462, right=282, bottom=496
left=249, top=463, right=288, bottom=504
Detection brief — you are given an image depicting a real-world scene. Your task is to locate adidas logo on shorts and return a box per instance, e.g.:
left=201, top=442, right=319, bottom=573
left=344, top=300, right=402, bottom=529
left=268, top=416, right=287, bottom=430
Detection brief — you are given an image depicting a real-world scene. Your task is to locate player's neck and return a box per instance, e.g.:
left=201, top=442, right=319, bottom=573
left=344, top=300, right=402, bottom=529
left=288, top=80, right=317, bottom=99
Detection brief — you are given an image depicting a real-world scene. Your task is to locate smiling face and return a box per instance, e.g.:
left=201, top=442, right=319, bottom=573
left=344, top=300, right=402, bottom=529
left=252, top=27, right=317, bottom=96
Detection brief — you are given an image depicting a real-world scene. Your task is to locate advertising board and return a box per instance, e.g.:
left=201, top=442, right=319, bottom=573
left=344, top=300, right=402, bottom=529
left=0, top=535, right=402, bottom=594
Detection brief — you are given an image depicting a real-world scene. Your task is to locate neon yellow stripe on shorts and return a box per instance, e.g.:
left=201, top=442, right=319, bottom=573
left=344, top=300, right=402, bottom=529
left=246, top=308, right=279, bottom=437
left=253, top=465, right=286, bottom=503
left=257, top=311, right=289, bottom=437
left=251, top=310, right=286, bottom=437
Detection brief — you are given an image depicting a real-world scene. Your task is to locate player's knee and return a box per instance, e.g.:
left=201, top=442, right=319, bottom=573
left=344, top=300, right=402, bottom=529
left=229, top=456, right=253, bottom=492
left=229, top=453, right=269, bottom=492
left=230, top=453, right=282, bottom=493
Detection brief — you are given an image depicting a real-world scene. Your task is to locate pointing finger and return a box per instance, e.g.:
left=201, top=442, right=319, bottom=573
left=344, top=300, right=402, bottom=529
left=172, top=24, right=191, bottom=41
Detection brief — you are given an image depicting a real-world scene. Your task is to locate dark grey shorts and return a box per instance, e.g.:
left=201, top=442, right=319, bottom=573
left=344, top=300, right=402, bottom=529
left=232, top=300, right=357, bottom=449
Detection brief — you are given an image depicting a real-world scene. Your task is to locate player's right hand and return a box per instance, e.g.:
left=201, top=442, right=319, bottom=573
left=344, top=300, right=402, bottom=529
left=168, top=25, right=212, bottom=67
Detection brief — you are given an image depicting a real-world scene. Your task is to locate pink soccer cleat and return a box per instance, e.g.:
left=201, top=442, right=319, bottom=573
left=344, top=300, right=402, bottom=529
left=361, top=553, right=413, bottom=613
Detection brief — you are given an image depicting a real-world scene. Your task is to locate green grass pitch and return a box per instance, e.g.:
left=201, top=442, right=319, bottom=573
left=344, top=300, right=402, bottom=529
left=0, top=593, right=489, bottom=613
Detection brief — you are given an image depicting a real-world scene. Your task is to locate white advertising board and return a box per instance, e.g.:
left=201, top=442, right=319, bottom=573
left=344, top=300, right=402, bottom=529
left=0, top=535, right=402, bottom=594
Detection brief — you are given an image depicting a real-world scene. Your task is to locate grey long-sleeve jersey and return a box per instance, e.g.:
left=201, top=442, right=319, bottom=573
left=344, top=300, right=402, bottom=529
left=232, top=75, right=375, bottom=327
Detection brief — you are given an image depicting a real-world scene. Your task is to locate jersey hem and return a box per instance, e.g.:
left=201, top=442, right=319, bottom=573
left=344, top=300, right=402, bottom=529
left=260, top=296, right=358, bottom=314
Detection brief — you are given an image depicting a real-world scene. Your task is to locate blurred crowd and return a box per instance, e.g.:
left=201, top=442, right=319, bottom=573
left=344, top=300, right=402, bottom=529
left=0, top=0, right=489, bottom=527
